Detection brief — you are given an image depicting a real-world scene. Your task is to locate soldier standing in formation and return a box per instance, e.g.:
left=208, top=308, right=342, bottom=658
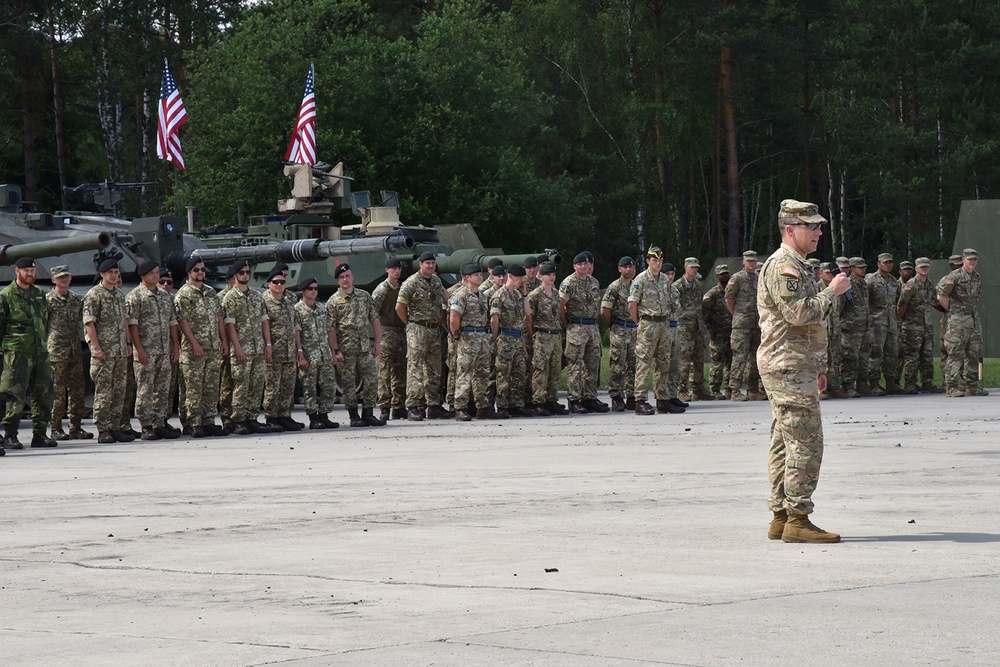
left=560, top=252, right=609, bottom=414
left=84, top=259, right=133, bottom=443
left=491, top=263, right=531, bottom=419
left=217, top=266, right=238, bottom=430
left=629, top=245, right=678, bottom=415
left=294, top=277, right=340, bottom=430
left=866, top=253, right=902, bottom=395
left=601, top=256, right=637, bottom=412
left=897, top=257, right=937, bottom=393
left=449, top=263, right=492, bottom=421
left=396, top=251, right=449, bottom=421
left=126, top=260, right=180, bottom=441
left=47, top=264, right=91, bottom=440
left=662, top=263, right=688, bottom=410
left=726, top=250, right=764, bottom=401
left=262, top=267, right=306, bottom=431
left=521, top=256, right=540, bottom=408
left=817, top=263, right=845, bottom=400
left=675, top=257, right=710, bottom=401
left=938, top=248, right=988, bottom=397
left=159, top=268, right=183, bottom=422
left=373, top=258, right=407, bottom=421
left=839, top=257, right=870, bottom=397
left=528, top=262, right=567, bottom=416
left=702, top=264, right=733, bottom=400
left=328, top=263, right=385, bottom=427
left=758, top=199, right=850, bottom=544
left=935, top=254, right=964, bottom=381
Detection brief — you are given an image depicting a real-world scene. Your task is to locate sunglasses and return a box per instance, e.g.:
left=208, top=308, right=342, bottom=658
left=302, top=286, right=318, bottom=291
left=159, top=279, right=173, bottom=285
left=237, top=269, right=250, bottom=275
left=271, top=279, right=286, bottom=285
left=788, top=222, right=822, bottom=231
left=190, top=267, right=206, bottom=273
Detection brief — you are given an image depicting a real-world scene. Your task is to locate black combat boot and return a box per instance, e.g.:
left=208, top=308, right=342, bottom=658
left=140, top=427, right=159, bottom=441
left=379, top=407, right=391, bottom=422
left=348, top=407, right=365, bottom=427
left=546, top=401, right=569, bottom=415
left=426, top=405, right=451, bottom=420
left=611, top=397, right=625, bottom=412
left=454, top=409, right=472, bottom=421
left=391, top=407, right=408, bottom=420
left=232, top=421, right=252, bottom=436
left=279, top=416, right=305, bottom=431
left=319, top=414, right=340, bottom=429
left=308, top=413, right=326, bottom=430
left=634, top=400, right=655, bottom=416
left=31, top=431, right=58, bottom=448
left=111, top=430, right=136, bottom=443
left=3, top=431, right=23, bottom=450
left=361, top=407, right=386, bottom=426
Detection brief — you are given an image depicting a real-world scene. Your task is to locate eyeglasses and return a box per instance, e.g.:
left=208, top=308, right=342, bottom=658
left=159, top=279, right=173, bottom=285
left=237, top=269, right=250, bottom=275
left=190, top=267, right=206, bottom=273
left=788, top=222, right=822, bottom=231
left=302, top=286, right=318, bottom=291
left=271, top=279, right=286, bottom=285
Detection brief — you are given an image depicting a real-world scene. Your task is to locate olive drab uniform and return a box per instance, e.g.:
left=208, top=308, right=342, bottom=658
left=491, top=286, right=527, bottom=411
left=221, top=287, right=269, bottom=424
left=126, top=284, right=176, bottom=430
left=398, top=272, right=445, bottom=410
left=664, top=282, right=684, bottom=400
left=601, top=276, right=636, bottom=403
left=866, top=272, right=901, bottom=388
left=701, top=282, right=733, bottom=396
left=327, top=288, right=378, bottom=409
left=0, top=281, right=53, bottom=434
left=938, top=267, right=984, bottom=392
left=450, top=284, right=490, bottom=412
left=522, top=276, right=541, bottom=403
left=897, top=276, right=935, bottom=390
left=673, top=275, right=706, bottom=394
left=823, top=291, right=844, bottom=394
left=529, top=284, right=562, bottom=405
left=757, top=244, right=836, bottom=516
left=373, top=278, right=406, bottom=413
left=263, top=291, right=299, bottom=418
left=46, top=289, right=85, bottom=433
left=217, top=284, right=235, bottom=426
left=839, top=274, right=870, bottom=394
left=444, top=282, right=465, bottom=408
left=559, top=274, right=602, bottom=402
left=83, top=283, right=129, bottom=434
left=629, top=269, right=673, bottom=403
left=174, top=282, right=225, bottom=428
left=726, top=270, right=761, bottom=394
left=295, top=299, right=336, bottom=416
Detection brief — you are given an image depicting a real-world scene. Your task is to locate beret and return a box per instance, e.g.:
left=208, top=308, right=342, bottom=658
left=491, top=265, right=507, bottom=277
left=226, top=260, right=248, bottom=280
left=619, top=256, right=636, bottom=267
left=573, top=252, right=592, bottom=264
left=522, top=256, right=538, bottom=268
left=273, top=262, right=289, bottom=273
left=185, top=256, right=203, bottom=272
left=136, top=259, right=159, bottom=277
left=267, top=267, right=285, bottom=282
left=160, top=267, right=171, bottom=277
left=50, top=265, right=70, bottom=278
left=460, top=263, right=481, bottom=276
left=385, top=257, right=403, bottom=270
left=418, top=251, right=436, bottom=263
left=14, top=256, right=34, bottom=269
left=507, top=264, right=526, bottom=277
left=99, top=258, right=120, bottom=272
left=334, top=263, right=351, bottom=279
left=663, top=262, right=675, bottom=273
left=538, top=262, right=556, bottom=276
left=298, top=277, right=318, bottom=291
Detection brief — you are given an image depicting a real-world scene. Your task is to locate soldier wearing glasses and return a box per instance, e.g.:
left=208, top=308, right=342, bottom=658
left=262, top=267, right=307, bottom=431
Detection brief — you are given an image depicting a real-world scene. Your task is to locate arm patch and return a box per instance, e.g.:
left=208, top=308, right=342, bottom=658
left=780, top=266, right=801, bottom=278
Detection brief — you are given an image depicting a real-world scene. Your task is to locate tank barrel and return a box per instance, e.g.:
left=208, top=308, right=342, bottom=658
left=0, top=232, right=112, bottom=266
left=429, top=249, right=562, bottom=274
left=191, top=234, right=415, bottom=266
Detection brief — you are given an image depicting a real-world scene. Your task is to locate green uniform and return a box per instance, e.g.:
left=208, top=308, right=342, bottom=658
left=866, top=272, right=901, bottom=386
left=450, top=285, right=490, bottom=412
left=126, top=284, right=176, bottom=429
left=726, top=270, right=761, bottom=393
left=328, top=288, right=378, bottom=409
left=528, top=285, right=562, bottom=405
left=175, top=283, right=224, bottom=428
left=601, top=277, right=636, bottom=402
left=898, top=276, right=935, bottom=390
left=559, top=274, right=602, bottom=402
left=221, top=287, right=269, bottom=424
left=491, top=286, right=527, bottom=410
left=263, top=291, right=299, bottom=418
left=629, top=269, right=673, bottom=402
left=46, top=289, right=85, bottom=433
left=83, top=283, right=128, bottom=434
left=295, top=299, right=336, bottom=415
left=702, top=282, right=733, bottom=394
left=673, top=275, right=706, bottom=393
left=398, top=273, right=445, bottom=409
left=0, top=280, right=53, bottom=434
left=938, top=268, right=983, bottom=390
left=372, top=278, right=406, bottom=412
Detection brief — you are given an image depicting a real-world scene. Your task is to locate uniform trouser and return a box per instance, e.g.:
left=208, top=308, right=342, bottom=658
left=607, top=326, right=636, bottom=400
left=729, top=328, right=761, bottom=391
left=340, top=351, right=378, bottom=408
left=677, top=319, right=706, bottom=390
left=939, top=315, right=951, bottom=371
left=378, top=327, right=406, bottom=410
left=762, top=368, right=824, bottom=515
left=90, top=355, right=127, bottom=433
left=51, top=357, right=86, bottom=430
left=180, top=350, right=223, bottom=427
left=944, top=318, right=982, bottom=389
left=405, top=323, right=443, bottom=409
left=264, top=361, right=297, bottom=417
left=230, top=354, right=267, bottom=422
left=454, top=333, right=489, bottom=411
left=532, top=332, right=562, bottom=404
left=133, top=353, right=171, bottom=428
left=124, top=357, right=136, bottom=430
left=495, top=335, right=527, bottom=409
left=708, top=331, right=732, bottom=392
left=564, top=323, right=600, bottom=401
left=665, top=325, right=680, bottom=398
left=839, top=326, right=867, bottom=390
left=825, top=329, right=842, bottom=391
left=900, top=326, right=935, bottom=389
left=2, top=350, right=53, bottom=433
left=867, top=320, right=899, bottom=385
left=523, top=334, right=534, bottom=404
left=300, top=360, right=336, bottom=415
left=634, top=320, right=671, bottom=402
left=446, top=332, right=459, bottom=407
left=856, top=326, right=872, bottom=387
left=219, top=357, right=234, bottom=424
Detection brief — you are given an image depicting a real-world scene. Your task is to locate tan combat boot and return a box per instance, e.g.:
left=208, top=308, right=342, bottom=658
left=692, top=387, right=714, bottom=401
left=731, top=389, right=749, bottom=402
left=781, top=514, right=841, bottom=543
left=748, top=390, right=768, bottom=401
left=677, top=391, right=692, bottom=402
left=710, top=389, right=726, bottom=400
left=768, top=509, right=787, bottom=540
left=965, top=385, right=989, bottom=397
left=946, top=386, right=965, bottom=397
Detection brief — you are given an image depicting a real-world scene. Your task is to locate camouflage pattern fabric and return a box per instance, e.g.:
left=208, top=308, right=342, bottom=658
left=295, top=299, right=335, bottom=414
left=0, top=351, right=53, bottom=432
left=46, top=289, right=85, bottom=430
left=263, top=361, right=296, bottom=418
left=90, top=356, right=126, bottom=432
left=0, top=281, right=48, bottom=354
left=174, top=283, right=224, bottom=354
left=181, top=353, right=224, bottom=426
left=602, top=276, right=635, bottom=401
left=83, top=283, right=128, bottom=432
left=673, top=275, right=706, bottom=391
left=398, top=274, right=445, bottom=409
left=560, top=273, right=602, bottom=401
left=824, top=295, right=844, bottom=391
left=328, top=288, right=378, bottom=409
left=664, top=284, right=682, bottom=399
left=702, top=283, right=733, bottom=393
left=230, top=355, right=267, bottom=422
left=935, top=273, right=953, bottom=373
left=223, top=288, right=269, bottom=423
left=898, top=276, right=935, bottom=388
left=339, top=352, right=378, bottom=408
left=450, top=284, right=488, bottom=410
left=838, top=275, right=870, bottom=391
left=126, top=284, right=176, bottom=429
left=939, top=268, right=983, bottom=389
left=133, top=353, right=171, bottom=428
left=398, top=273, right=445, bottom=325
left=50, top=359, right=85, bottom=430
left=725, top=271, right=760, bottom=391
left=529, top=285, right=562, bottom=404
left=633, top=320, right=670, bottom=401
left=725, top=270, right=759, bottom=329
left=866, top=272, right=901, bottom=384
left=374, top=278, right=407, bottom=410
left=263, top=291, right=299, bottom=362
left=491, top=287, right=527, bottom=409
left=83, top=284, right=127, bottom=357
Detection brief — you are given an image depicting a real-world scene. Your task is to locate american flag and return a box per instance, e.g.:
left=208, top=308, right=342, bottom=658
left=284, top=64, right=316, bottom=165
left=157, top=59, right=187, bottom=170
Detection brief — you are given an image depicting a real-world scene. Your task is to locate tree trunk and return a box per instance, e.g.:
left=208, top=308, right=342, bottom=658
left=719, top=21, right=740, bottom=256
left=47, top=1, right=69, bottom=210
left=16, top=0, right=40, bottom=204
left=94, top=0, right=125, bottom=214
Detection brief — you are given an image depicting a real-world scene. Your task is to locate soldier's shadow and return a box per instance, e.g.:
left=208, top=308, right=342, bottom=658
left=846, top=532, right=1000, bottom=543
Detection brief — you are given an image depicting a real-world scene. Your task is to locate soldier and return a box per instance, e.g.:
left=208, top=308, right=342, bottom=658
left=220, top=260, right=275, bottom=435
left=0, top=256, right=57, bottom=451
left=47, top=265, right=91, bottom=440
left=175, top=256, right=229, bottom=438
left=444, top=278, right=466, bottom=413
left=840, top=257, right=871, bottom=397
left=449, top=263, right=492, bottom=421
left=481, top=264, right=506, bottom=408
left=662, top=263, right=688, bottom=410
left=528, top=262, right=567, bottom=416
left=628, top=246, right=678, bottom=415
left=328, top=263, right=385, bottom=427
left=816, top=263, right=845, bottom=400
left=262, top=267, right=306, bottom=431
left=726, top=250, right=764, bottom=401
left=935, top=254, right=964, bottom=383
left=159, top=268, right=182, bottom=423
left=702, top=264, right=733, bottom=400
left=759, top=199, right=851, bottom=544
left=83, top=259, right=133, bottom=444
left=601, top=256, right=637, bottom=411
left=938, top=248, right=987, bottom=397
left=491, top=263, right=531, bottom=419
left=866, top=253, right=902, bottom=395
left=372, top=258, right=407, bottom=421
left=674, top=257, right=710, bottom=401
left=217, top=265, right=238, bottom=430
left=807, top=258, right=822, bottom=287
left=560, top=252, right=609, bottom=414
left=897, top=257, right=937, bottom=393
left=396, top=251, right=450, bottom=421
left=292, top=277, right=340, bottom=430
left=898, top=260, right=915, bottom=286
left=521, top=256, right=540, bottom=408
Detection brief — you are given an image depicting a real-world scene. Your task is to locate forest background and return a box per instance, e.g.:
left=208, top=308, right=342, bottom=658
left=3, top=0, right=999, bottom=285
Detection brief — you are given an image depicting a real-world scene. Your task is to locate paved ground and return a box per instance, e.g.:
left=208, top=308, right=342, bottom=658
left=2, top=392, right=998, bottom=666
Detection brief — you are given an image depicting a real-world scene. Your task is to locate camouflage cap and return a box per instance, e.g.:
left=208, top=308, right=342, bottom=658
left=778, top=199, right=827, bottom=224
left=742, top=250, right=758, bottom=261
left=849, top=256, right=867, bottom=268
left=50, top=265, right=71, bottom=279
left=915, top=257, right=931, bottom=268
left=819, top=262, right=836, bottom=273
left=963, top=248, right=979, bottom=259
left=715, top=264, right=730, bottom=275
left=898, top=260, right=914, bottom=270
left=684, top=257, right=700, bottom=268
left=949, top=254, right=963, bottom=264
left=878, top=252, right=893, bottom=263
left=807, top=258, right=821, bottom=268
left=646, top=245, right=663, bottom=259
left=835, top=256, right=850, bottom=268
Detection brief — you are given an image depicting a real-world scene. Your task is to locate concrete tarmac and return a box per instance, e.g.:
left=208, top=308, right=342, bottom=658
left=2, top=392, right=999, bottom=666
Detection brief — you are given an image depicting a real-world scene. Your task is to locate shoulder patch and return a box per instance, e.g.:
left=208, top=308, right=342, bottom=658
left=780, top=266, right=801, bottom=278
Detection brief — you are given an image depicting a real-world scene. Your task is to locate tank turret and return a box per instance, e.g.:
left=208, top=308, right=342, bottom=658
left=0, top=232, right=112, bottom=266
left=429, top=249, right=562, bottom=274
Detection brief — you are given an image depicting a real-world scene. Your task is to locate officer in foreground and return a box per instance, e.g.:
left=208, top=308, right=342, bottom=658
left=758, top=199, right=850, bottom=543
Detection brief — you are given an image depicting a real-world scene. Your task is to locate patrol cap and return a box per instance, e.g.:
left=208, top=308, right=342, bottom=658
left=948, top=254, right=963, bottom=264
left=619, top=256, right=636, bottom=267
left=538, top=262, right=557, bottom=276
left=715, top=264, right=730, bottom=275
left=646, top=245, right=663, bottom=259
left=899, top=260, right=914, bottom=270
left=522, top=256, right=539, bottom=268
left=849, top=256, right=867, bottom=268
left=267, top=266, right=286, bottom=282
left=298, top=277, right=318, bottom=291
left=778, top=199, right=827, bottom=223
left=684, top=257, right=700, bottom=268
left=507, top=264, right=526, bottom=277
left=573, top=251, right=592, bottom=264
left=663, top=262, right=675, bottom=273
left=915, top=257, right=931, bottom=268
left=136, top=259, right=159, bottom=278
left=14, top=256, right=35, bottom=269
left=963, top=248, right=979, bottom=259
left=460, top=263, right=481, bottom=276
left=50, top=265, right=71, bottom=278
left=807, top=258, right=821, bottom=268
left=743, top=250, right=758, bottom=261
left=836, top=256, right=851, bottom=268
left=878, top=252, right=893, bottom=263
left=99, top=258, right=120, bottom=273
left=418, top=251, right=436, bottom=263
left=819, top=262, right=836, bottom=273
left=385, top=257, right=403, bottom=270
left=491, top=265, right=508, bottom=277
left=185, top=256, right=203, bottom=273
left=333, top=263, right=351, bottom=279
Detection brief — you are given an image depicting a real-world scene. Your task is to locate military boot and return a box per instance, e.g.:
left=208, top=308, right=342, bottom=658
left=611, top=397, right=626, bottom=412
left=407, top=408, right=425, bottom=421
left=391, top=407, right=408, bottom=420
left=624, top=397, right=636, bottom=411
left=845, top=386, right=862, bottom=398
left=475, top=406, right=497, bottom=419
left=97, top=432, right=115, bottom=444
left=677, top=391, right=691, bottom=402
left=69, top=419, right=94, bottom=438
left=670, top=396, right=690, bottom=408
left=280, top=416, right=305, bottom=431
left=232, top=421, right=252, bottom=436
left=265, top=417, right=285, bottom=432
left=50, top=427, right=70, bottom=442
left=710, top=389, right=726, bottom=400
left=869, top=380, right=886, bottom=396
left=768, top=509, right=787, bottom=540
left=730, top=390, right=749, bottom=402
left=657, top=399, right=685, bottom=414
left=885, top=380, right=907, bottom=395
left=584, top=398, right=610, bottom=413
left=966, top=385, right=989, bottom=397
left=320, top=414, right=340, bottom=429
left=724, top=388, right=733, bottom=400
left=379, top=407, right=391, bottom=422
left=569, top=400, right=590, bottom=414
left=946, top=387, right=966, bottom=397
left=921, top=384, right=943, bottom=394
left=748, top=390, right=768, bottom=401
left=634, top=400, right=655, bottom=416
left=308, top=413, right=326, bottom=430
left=111, top=430, right=135, bottom=443
left=781, top=514, right=840, bottom=543
left=140, top=427, right=159, bottom=441
left=856, top=384, right=872, bottom=397
left=362, top=407, right=386, bottom=426
left=495, top=408, right=510, bottom=419
left=531, top=404, right=551, bottom=417
left=546, top=401, right=569, bottom=415
left=692, top=387, right=713, bottom=401
left=347, top=407, right=365, bottom=427
left=454, top=409, right=472, bottom=422
left=31, top=431, right=58, bottom=448
left=426, top=405, right=451, bottom=420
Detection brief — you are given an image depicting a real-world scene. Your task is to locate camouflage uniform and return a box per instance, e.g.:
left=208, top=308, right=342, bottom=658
left=529, top=285, right=562, bottom=404
left=601, top=276, right=636, bottom=403
left=559, top=274, right=602, bottom=402
left=175, top=283, right=224, bottom=428
left=629, top=269, right=673, bottom=402
left=450, top=285, right=490, bottom=411
left=83, top=283, right=128, bottom=434
left=824, top=293, right=844, bottom=393
left=839, top=274, right=870, bottom=393
left=160, top=288, right=182, bottom=423
left=522, top=277, right=541, bottom=402
left=126, top=284, right=176, bottom=429
left=936, top=273, right=955, bottom=375
left=898, top=276, right=935, bottom=390
left=295, top=299, right=335, bottom=415
left=221, top=287, right=269, bottom=424
left=673, top=275, right=706, bottom=393
left=866, top=272, right=901, bottom=387
left=263, top=291, right=300, bottom=418
left=0, top=280, right=53, bottom=434
left=397, top=272, right=445, bottom=409
left=46, top=289, right=85, bottom=433
left=328, top=288, right=378, bottom=409
left=702, top=282, right=733, bottom=395
left=373, top=278, right=406, bottom=412
left=664, top=284, right=682, bottom=399
left=938, top=267, right=983, bottom=391
left=217, top=285, right=235, bottom=426
left=726, top=270, right=761, bottom=393
left=491, top=286, right=527, bottom=410
left=757, top=244, right=835, bottom=516
left=444, top=282, right=464, bottom=407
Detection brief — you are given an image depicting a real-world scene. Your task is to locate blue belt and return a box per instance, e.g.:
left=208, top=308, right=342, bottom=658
left=535, top=328, right=561, bottom=335
left=568, top=317, right=597, bottom=325
left=613, top=318, right=637, bottom=329
left=500, top=328, right=523, bottom=338
left=459, top=326, right=486, bottom=333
